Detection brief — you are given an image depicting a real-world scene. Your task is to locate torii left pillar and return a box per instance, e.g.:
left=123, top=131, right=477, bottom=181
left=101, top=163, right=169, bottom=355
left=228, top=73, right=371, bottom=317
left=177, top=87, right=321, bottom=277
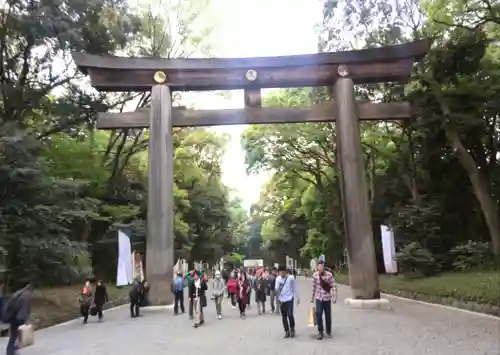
left=145, top=75, right=174, bottom=305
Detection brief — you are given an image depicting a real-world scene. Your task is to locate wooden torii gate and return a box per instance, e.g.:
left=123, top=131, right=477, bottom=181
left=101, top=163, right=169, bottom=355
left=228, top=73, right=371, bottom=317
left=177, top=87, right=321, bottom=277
left=73, top=40, right=429, bottom=306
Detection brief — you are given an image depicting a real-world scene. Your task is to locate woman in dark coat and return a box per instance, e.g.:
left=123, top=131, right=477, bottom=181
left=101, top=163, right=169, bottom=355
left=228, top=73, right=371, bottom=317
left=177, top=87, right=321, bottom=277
left=94, top=280, right=108, bottom=321
left=254, top=269, right=267, bottom=315
left=188, top=273, right=208, bottom=327
left=236, top=272, right=249, bottom=318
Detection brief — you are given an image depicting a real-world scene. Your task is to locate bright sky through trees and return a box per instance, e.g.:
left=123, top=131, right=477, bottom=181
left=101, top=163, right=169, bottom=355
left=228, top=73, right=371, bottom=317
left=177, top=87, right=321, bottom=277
left=206, top=0, right=322, bottom=209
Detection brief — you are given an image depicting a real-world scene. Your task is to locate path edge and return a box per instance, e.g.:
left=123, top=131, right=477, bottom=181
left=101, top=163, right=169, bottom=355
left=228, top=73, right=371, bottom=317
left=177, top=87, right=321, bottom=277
left=44, top=303, right=129, bottom=331
left=381, top=292, right=500, bottom=320
left=336, top=283, right=500, bottom=320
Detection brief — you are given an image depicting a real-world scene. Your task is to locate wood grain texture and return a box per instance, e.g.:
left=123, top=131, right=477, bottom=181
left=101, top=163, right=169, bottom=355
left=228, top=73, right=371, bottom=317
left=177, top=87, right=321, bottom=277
left=82, top=60, right=413, bottom=91
left=145, top=85, right=174, bottom=306
left=244, top=88, right=262, bottom=107
left=334, top=77, right=380, bottom=300
left=73, top=40, right=429, bottom=70
left=73, top=40, right=430, bottom=91
left=96, top=102, right=411, bottom=129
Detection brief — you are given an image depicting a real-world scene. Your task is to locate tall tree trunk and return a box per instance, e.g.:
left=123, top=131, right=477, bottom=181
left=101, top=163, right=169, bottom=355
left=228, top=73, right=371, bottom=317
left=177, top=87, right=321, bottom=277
left=445, top=127, right=500, bottom=255
left=81, top=221, right=92, bottom=242
left=431, top=80, right=500, bottom=256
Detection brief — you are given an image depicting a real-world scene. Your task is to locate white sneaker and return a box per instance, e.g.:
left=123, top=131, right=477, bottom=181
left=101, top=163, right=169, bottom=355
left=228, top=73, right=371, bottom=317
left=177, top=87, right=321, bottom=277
left=232, top=306, right=236, bottom=309
left=217, top=315, right=222, bottom=319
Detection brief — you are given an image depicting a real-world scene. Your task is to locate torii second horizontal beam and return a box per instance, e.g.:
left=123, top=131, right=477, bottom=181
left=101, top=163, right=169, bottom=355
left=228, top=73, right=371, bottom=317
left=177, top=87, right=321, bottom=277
left=96, top=102, right=410, bottom=129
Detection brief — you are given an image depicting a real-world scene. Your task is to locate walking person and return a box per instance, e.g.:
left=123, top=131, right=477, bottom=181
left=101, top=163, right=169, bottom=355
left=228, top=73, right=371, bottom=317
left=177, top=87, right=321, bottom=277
left=246, top=269, right=254, bottom=309
left=275, top=266, right=299, bottom=338
left=311, top=261, right=337, bottom=339
left=227, top=273, right=237, bottom=309
left=236, top=272, right=249, bottom=318
left=78, top=279, right=93, bottom=324
left=185, top=270, right=198, bottom=319
left=254, top=269, right=267, bottom=315
left=212, top=270, right=226, bottom=319
left=172, top=271, right=185, bottom=315
left=129, top=279, right=143, bottom=318
left=4, top=279, right=31, bottom=355
left=189, top=272, right=207, bottom=328
left=94, top=280, right=108, bottom=322
left=268, top=267, right=279, bottom=314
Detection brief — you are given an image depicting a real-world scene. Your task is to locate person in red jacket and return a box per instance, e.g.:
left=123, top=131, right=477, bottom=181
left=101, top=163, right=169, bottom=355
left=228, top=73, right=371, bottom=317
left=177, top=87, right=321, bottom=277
left=227, top=272, right=237, bottom=309
left=236, top=271, right=249, bottom=318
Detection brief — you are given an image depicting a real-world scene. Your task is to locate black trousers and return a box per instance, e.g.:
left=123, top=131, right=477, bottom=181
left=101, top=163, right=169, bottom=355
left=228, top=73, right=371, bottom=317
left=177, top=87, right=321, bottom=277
left=130, top=301, right=140, bottom=317
left=189, top=297, right=194, bottom=317
left=280, top=300, right=295, bottom=332
left=95, top=303, right=104, bottom=319
left=237, top=299, right=246, bottom=315
left=229, top=293, right=236, bottom=306
left=80, top=304, right=90, bottom=323
left=174, top=290, right=185, bottom=314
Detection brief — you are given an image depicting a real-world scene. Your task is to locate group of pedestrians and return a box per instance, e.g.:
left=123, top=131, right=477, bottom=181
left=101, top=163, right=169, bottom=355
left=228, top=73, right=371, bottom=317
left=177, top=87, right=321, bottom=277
left=78, top=279, right=110, bottom=324
left=1, top=259, right=337, bottom=355
left=171, top=263, right=336, bottom=340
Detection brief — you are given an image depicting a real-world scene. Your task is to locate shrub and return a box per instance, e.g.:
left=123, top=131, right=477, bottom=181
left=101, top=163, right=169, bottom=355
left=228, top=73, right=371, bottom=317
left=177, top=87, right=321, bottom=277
left=396, top=242, right=439, bottom=277
left=448, top=241, right=494, bottom=271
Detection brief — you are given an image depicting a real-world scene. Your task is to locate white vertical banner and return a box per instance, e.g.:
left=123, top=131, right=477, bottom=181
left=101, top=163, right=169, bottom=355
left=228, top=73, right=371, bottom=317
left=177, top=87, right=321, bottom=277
left=173, top=259, right=180, bottom=274
left=310, top=259, right=317, bottom=271
left=182, top=259, right=188, bottom=274
left=116, top=230, right=133, bottom=286
left=380, top=225, right=398, bottom=274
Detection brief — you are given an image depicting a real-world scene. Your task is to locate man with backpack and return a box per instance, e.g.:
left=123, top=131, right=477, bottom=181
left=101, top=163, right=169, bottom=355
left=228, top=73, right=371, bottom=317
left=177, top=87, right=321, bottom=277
left=311, top=260, right=337, bottom=340
left=3, top=279, right=32, bottom=355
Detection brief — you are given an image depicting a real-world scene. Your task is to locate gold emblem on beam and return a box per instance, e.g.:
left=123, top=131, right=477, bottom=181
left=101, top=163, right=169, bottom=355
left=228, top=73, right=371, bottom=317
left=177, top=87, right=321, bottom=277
left=337, top=65, right=349, bottom=77
left=245, top=69, right=258, bottom=81
left=153, top=71, right=167, bottom=84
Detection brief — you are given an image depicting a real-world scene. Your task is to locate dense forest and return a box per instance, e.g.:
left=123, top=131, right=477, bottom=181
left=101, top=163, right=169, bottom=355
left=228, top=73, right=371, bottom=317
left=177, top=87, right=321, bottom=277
left=243, top=0, right=500, bottom=277
left=0, top=0, right=250, bottom=286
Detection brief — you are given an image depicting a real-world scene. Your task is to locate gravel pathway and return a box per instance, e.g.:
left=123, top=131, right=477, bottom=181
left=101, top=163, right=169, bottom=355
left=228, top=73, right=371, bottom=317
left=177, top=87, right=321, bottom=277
left=1, top=278, right=498, bottom=355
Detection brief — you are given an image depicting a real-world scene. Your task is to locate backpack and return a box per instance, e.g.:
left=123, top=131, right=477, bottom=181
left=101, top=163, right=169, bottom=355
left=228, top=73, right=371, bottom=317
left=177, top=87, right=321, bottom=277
left=3, top=291, right=21, bottom=323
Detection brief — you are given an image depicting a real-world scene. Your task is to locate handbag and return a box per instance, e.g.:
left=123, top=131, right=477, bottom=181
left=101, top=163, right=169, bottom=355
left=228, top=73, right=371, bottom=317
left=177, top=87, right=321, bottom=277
left=89, top=304, right=98, bottom=316
left=16, top=324, right=34, bottom=348
left=308, top=304, right=317, bottom=328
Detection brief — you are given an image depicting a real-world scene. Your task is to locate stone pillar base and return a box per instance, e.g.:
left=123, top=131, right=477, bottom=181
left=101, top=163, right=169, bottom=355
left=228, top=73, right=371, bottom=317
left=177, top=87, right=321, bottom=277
left=141, top=304, right=174, bottom=313
left=345, top=298, right=391, bottom=310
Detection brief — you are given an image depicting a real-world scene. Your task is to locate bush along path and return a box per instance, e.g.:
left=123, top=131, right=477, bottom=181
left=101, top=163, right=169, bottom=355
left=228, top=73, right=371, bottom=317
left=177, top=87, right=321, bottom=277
left=335, top=271, right=500, bottom=317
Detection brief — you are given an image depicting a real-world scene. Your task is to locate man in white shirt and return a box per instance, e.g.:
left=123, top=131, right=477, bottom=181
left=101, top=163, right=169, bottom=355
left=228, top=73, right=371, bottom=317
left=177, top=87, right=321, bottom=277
left=275, top=266, right=300, bottom=338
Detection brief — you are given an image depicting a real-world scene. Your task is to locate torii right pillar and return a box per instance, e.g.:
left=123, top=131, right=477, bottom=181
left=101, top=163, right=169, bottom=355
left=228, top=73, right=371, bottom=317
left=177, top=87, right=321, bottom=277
left=334, top=64, right=391, bottom=310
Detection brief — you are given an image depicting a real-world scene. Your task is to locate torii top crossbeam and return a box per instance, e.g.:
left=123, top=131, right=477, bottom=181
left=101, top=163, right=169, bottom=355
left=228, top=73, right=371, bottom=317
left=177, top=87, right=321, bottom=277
left=72, top=40, right=430, bottom=92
